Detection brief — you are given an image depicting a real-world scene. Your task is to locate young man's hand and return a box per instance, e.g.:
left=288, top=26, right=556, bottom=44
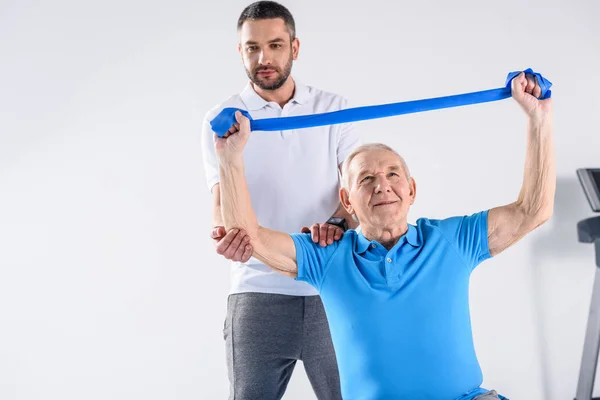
left=211, top=226, right=253, bottom=262
left=301, top=223, right=344, bottom=247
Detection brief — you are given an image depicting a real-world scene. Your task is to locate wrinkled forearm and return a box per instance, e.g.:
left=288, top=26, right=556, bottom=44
left=218, top=158, right=260, bottom=239
left=516, top=116, right=555, bottom=222
left=217, top=157, right=298, bottom=277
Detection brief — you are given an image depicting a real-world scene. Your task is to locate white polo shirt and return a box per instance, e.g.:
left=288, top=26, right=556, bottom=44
left=201, top=79, right=361, bottom=296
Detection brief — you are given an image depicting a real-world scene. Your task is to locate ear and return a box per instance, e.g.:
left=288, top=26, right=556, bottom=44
left=408, top=177, right=417, bottom=205
left=292, top=37, right=300, bottom=60
left=340, top=187, right=354, bottom=215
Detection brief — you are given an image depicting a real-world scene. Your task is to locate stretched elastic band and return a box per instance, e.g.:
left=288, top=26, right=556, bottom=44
left=210, top=68, right=552, bottom=137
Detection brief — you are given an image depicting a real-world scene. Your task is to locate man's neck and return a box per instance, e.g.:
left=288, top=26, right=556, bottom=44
left=252, top=77, right=296, bottom=108
left=362, top=222, right=409, bottom=251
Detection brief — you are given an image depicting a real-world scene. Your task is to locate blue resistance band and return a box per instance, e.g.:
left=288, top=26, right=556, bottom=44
left=210, top=68, right=552, bottom=138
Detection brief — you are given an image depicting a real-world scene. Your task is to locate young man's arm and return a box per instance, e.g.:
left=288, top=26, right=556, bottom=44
left=302, top=199, right=358, bottom=248
left=216, top=113, right=298, bottom=278
left=487, top=72, right=555, bottom=256
left=302, top=109, right=362, bottom=246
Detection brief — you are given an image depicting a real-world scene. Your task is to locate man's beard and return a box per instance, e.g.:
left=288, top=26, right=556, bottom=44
left=246, top=53, right=293, bottom=91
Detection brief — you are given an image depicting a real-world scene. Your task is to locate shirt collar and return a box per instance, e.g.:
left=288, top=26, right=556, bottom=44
left=355, top=225, right=420, bottom=254
left=239, top=78, right=310, bottom=111
left=291, top=79, right=310, bottom=104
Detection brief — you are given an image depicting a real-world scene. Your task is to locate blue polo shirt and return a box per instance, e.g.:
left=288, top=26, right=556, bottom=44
left=292, top=211, right=494, bottom=400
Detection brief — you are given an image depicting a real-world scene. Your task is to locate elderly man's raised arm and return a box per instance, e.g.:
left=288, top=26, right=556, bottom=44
left=487, top=72, right=555, bottom=257
left=215, top=112, right=299, bottom=278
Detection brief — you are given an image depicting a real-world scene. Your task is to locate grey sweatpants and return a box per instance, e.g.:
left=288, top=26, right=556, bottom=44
left=473, top=390, right=506, bottom=400
left=223, top=293, right=341, bottom=400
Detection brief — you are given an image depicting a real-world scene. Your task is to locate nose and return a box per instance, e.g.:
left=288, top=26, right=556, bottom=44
left=374, top=175, right=392, bottom=194
left=258, top=48, right=273, bottom=66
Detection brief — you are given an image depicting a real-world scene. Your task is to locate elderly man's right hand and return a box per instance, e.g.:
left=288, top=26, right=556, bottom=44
left=214, top=110, right=252, bottom=162
left=211, top=226, right=253, bottom=263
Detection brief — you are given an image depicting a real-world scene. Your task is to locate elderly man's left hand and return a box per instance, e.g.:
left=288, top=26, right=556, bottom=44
left=511, top=71, right=553, bottom=123
left=301, top=223, right=344, bottom=247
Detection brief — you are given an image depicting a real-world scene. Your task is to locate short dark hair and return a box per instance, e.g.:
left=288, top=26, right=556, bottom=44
left=237, top=1, right=296, bottom=39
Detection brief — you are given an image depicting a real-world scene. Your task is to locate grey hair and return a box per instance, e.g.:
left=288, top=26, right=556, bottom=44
left=341, top=143, right=411, bottom=190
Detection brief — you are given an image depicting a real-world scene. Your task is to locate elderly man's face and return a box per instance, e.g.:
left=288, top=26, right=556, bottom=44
left=342, top=149, right=416, bottom=229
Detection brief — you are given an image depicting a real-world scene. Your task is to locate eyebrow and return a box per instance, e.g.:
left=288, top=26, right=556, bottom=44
left=356, top=165, right=402, bottom=181
left=244, top=38, right=286, bottom=45
left=356, top=170, right=372, bottom=181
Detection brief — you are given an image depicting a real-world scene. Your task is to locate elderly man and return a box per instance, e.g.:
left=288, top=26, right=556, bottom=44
left=213, top=71, right=554, bottom=400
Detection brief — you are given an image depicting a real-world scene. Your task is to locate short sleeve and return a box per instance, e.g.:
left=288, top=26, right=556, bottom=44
left=336, top=98, right=362, bottom=166
left=291, top=233, right=342, bottom=290
left=200, top=112, right=220, bottom=192
left=433, top=210, right=491, bottom=271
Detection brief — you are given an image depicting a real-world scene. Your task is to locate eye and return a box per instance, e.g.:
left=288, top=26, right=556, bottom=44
left=246, top=46, right=258, bottom=52
left=360, top=176, right=373, bottom=184
left=271, top=43, right=282, bottom=49
left=388, top=172, right=399, bottom=178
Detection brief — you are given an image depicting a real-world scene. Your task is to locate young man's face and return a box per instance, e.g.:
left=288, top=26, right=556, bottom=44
left=238, top=18, right=299, bottom=91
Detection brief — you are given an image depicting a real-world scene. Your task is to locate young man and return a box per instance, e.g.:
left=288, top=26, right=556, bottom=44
left=200, top=2, right=360, bottom=399
left=213, top=71, right=554, bottom=400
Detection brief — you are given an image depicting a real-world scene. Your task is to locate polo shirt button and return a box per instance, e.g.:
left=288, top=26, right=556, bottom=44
left=387, top=258, right=392, bottom=262
left=371, top=244, right=377, bottom=248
